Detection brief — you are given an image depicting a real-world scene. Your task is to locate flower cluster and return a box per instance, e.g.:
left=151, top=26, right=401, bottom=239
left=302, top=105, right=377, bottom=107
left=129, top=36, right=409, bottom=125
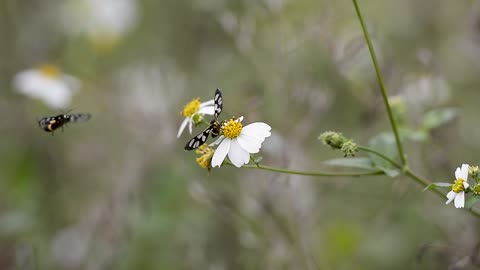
left=178, top=91, right=271, bottom=169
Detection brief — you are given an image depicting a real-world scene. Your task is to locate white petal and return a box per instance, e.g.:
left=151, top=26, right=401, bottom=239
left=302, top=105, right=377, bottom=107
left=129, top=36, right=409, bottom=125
left=177, top=118, right=190, bottom=138
left=209, top=135, right=224, bottom=146
left=455, top=167, right=462, bottom=180
left=446, top=191, right=456, bottom=204
left=200, top=99, right=214, bottom=107
left=228, top=139, right=249, bottom=167
left=460, top=164, right=469, bottom=181
left=237, top=116, right=244, bottom=122
left=454, top=191, right=465, bottom=208
left=464, top=181, right=470, bottom=189
left=236, top=133, right=261, bottom=153
left=211, top=139, right=230, bottom=167
left=198, top=106, right=215, bottom=115
left=188, top=119, right=193, bottom=134
left=242, top=122, right=271, bottom=140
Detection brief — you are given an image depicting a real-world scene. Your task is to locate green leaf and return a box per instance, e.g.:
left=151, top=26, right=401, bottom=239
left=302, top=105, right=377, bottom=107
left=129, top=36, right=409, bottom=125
left=423, top=182, right=452, bottom=192
left=399, top=128, right=428, bottom=142
left=323, top=157, right=377, bottom=170
left=421, top=108, right=457, bottom=130
left=368, top=133, right=400, bottom=177
left=465, top=196, right=480, bottom=209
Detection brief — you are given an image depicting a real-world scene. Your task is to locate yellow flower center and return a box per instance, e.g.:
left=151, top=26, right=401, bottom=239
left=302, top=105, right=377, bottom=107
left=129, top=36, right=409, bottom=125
left=195, top=145, right=214, bottom=169
left=452, top=178, right=466, bottom=193
left=223, top=118, right=243, bottom=139
left=38, top=64, right=60, bottom=78
left=181, top=98, right=201, bottom=117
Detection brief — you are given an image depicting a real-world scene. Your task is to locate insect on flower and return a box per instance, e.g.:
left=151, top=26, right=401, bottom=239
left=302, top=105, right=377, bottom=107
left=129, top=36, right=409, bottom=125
left=184, top=89, right=224, bottom=150
left=38, top=112, right=91, bottom=133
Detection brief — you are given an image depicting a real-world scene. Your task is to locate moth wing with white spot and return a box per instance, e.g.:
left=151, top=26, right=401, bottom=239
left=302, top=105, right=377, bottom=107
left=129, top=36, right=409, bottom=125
left=214, top=89, right=223, bottom=120
left=184, top=127, right=212, bottom=150
left=67, top=113, right=92, bottom=123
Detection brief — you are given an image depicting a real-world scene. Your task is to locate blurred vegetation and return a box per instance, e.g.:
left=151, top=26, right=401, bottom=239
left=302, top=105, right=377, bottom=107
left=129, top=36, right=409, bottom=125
left=1, top=0, right=480, bottom=269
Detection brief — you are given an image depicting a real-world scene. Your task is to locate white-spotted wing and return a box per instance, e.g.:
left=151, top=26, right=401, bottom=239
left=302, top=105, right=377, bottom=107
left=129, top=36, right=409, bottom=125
left=67, top=113, right=92, bottom=123
left=184, top=127, right=212, bottom=150
left=214, top=88, right=222, bottom=120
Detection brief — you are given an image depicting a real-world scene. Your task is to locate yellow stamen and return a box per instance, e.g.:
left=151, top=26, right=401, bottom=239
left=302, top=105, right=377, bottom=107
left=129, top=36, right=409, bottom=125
left=195, top=144, right=214, bottom=169
left=452, top=178, right=466, bottom=193
left=181, top=98, right=201, bottom=117
left=223, top=118, right=243, bottom=139
left=38, top=64, right=60, bottom=78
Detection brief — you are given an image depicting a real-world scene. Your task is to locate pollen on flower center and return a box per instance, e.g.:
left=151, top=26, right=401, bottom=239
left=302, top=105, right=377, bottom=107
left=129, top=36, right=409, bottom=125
left=223, top=118, right=243, bottom=139
left=181, top=98, right=201, bottom=117
left=38, top=64, right=60, bottom=78
left=452, top=178, right=466, bottom=193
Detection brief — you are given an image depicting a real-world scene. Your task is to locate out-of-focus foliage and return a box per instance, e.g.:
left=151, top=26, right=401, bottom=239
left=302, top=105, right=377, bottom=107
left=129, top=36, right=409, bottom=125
left=1, top=0, right=480, bottom=269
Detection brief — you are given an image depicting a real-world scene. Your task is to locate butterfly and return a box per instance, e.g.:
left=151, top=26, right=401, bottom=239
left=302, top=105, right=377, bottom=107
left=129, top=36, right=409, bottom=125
left=184, top=89, right=224, bottom=150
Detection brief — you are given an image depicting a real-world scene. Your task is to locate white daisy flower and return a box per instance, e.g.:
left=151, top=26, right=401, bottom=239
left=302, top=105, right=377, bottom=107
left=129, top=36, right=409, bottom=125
left=13, top=64, right=80, bottom=109
left=177, top=97, right=215, bottom=138
left=211, top=116, right=271, bottom=168
left=446, top=164, right=470, bottom=208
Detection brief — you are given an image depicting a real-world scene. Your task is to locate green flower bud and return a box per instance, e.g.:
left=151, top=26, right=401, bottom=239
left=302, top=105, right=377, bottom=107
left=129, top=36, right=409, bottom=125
left=192, top=113, right=205, bottom=126
left=474, top=184, right=480, bottom=195
left=469, top=166, right=479, bottom=180
left=319, top=131, right=347, bottom=149
left=341, top=140, right=358, bottom=157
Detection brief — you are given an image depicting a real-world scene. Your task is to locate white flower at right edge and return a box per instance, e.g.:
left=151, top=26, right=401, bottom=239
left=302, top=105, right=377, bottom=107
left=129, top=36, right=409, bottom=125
left=446, top=164, right=470, bottom=208
left=211, top=116, right=271, bottom=168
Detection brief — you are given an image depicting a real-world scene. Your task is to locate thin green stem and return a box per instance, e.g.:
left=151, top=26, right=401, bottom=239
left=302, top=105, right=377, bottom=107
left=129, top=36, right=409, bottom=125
left=352, top=0, right=407, bottom=166
left=225, top=161, right=384, bottom=177
left=357, top=145, right=403, bottom=169
left=357, top=145, right=480, bottom=217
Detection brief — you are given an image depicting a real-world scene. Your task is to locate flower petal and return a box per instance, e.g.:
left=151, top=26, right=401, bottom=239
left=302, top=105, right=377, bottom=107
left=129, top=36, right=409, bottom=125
left=211, top=138, right=230, bottom=167
left=188, top=119, right=193, bottom=134
left=200, top=100, right=214, bottom=107
left=209, top=135, right=224, bottom=146
left=242, top=122, right=271, bottom=140
left=228, top=139, right=249, bottom=167
left=454, top=191, right=465, bottom=208
left=460, top=164, right=469, bottom=181
left=236, top=134, right=261, bottom=153
left=177, top=118, right=190, bottom=138
left=198, top=106, right=214, bottom=115
left=446, top=191, right=456, bottom=204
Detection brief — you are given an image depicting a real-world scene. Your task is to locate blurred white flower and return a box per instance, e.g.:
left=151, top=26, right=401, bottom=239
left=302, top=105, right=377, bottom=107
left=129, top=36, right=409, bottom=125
left=211, top=117, right=271, bottom=168
left=61, top=0, right=138, bottom=49
left=177, top=98, right=215, bottom=138
left=13, top=64, right=80, bottom=109
left=446, top=164, right=470, bottom=208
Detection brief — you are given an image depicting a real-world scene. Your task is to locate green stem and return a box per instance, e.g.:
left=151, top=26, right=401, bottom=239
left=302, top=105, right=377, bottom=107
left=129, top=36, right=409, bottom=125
left=357, top=145, right=480, bottom=218
left=352, top=0, right=407, bottom=166
left=357, top=145, right=403, bottom=169
left=225, top=161, right=384, bottom=177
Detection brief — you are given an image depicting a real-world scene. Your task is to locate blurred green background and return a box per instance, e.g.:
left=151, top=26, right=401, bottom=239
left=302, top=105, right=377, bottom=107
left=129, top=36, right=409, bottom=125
left=1, top=0, right=480, bottom=269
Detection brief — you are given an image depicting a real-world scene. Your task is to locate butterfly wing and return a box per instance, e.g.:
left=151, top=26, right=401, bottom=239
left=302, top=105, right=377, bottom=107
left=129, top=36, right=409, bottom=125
left=213, top=89, right=223, bottom=120
left=67, top=113, right=92, bottom=123
left=184, top=127, right=212, bottom=150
